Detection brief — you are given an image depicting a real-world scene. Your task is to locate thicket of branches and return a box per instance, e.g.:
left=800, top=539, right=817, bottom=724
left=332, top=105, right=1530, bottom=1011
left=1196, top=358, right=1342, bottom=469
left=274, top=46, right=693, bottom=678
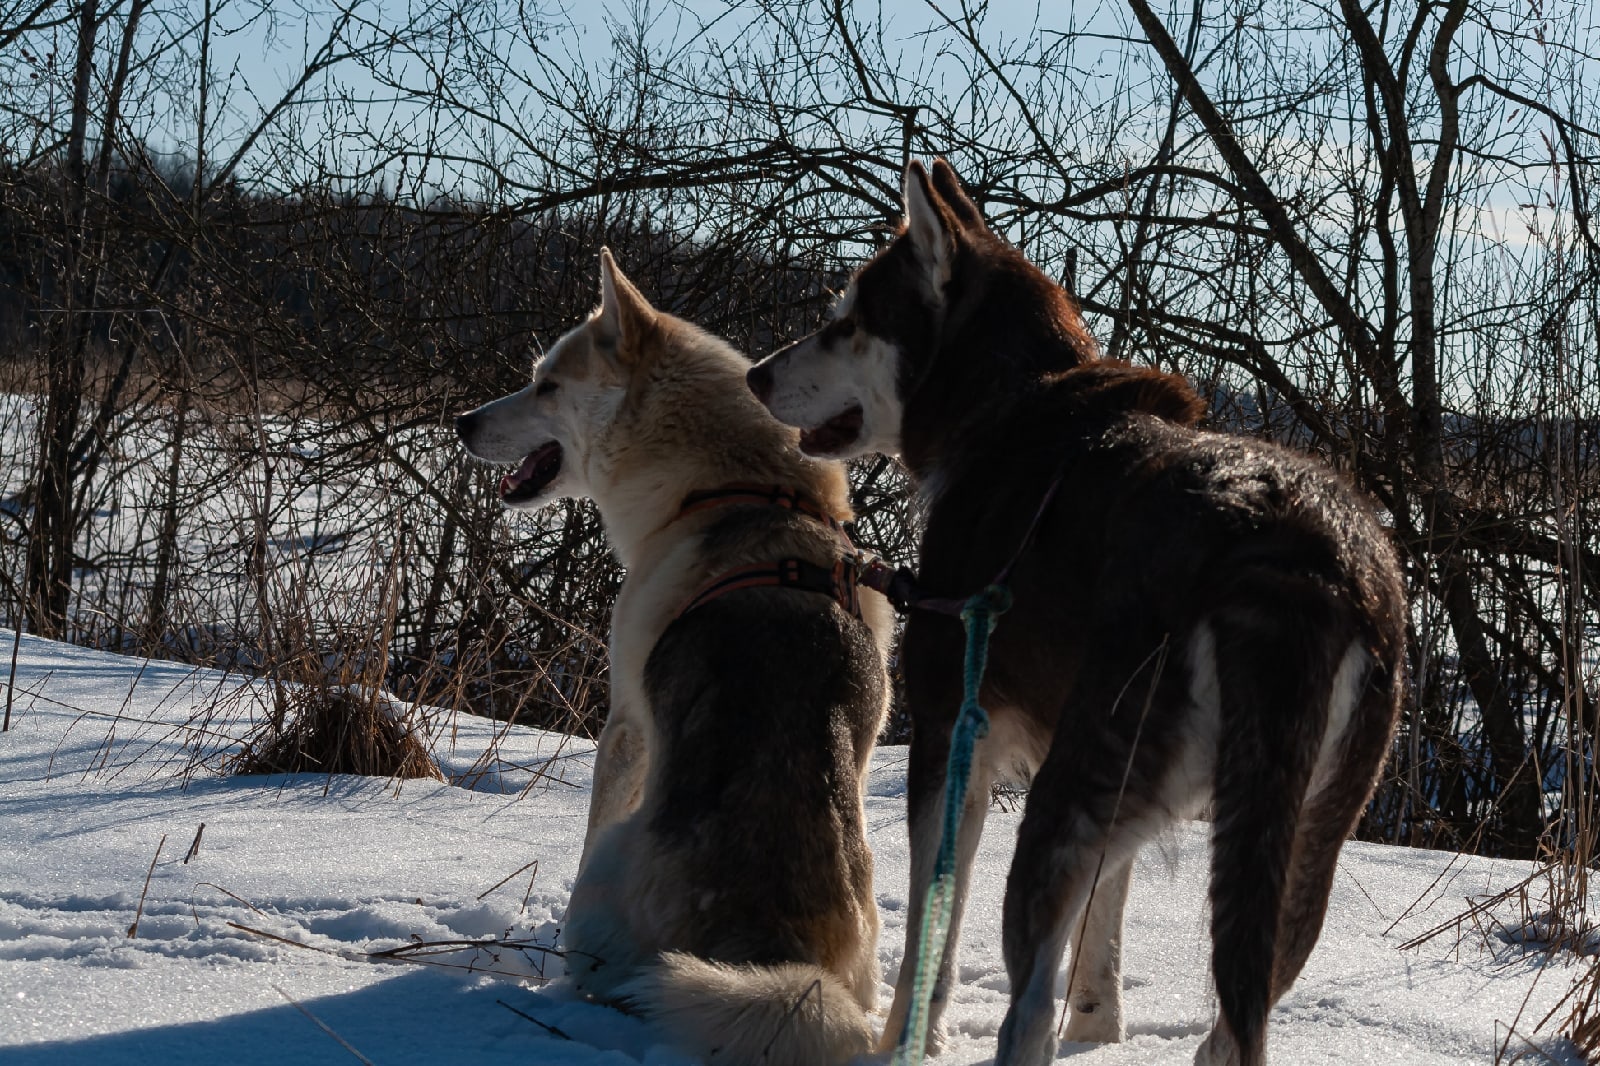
left=0, top=0, right=1595, bottom=874
left=0, top=157, right=880, bottom=734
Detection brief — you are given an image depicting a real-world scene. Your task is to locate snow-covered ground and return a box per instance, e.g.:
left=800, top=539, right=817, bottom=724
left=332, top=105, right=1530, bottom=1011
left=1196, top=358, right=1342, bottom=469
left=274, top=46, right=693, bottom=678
left=0, top=631, right=1586, bottom=1064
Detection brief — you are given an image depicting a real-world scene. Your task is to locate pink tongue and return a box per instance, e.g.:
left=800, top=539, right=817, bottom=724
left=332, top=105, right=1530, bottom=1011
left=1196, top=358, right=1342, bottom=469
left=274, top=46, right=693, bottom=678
left=800, top=407, right=864, bottom=454
left=500, top=453, right=542, bottom=497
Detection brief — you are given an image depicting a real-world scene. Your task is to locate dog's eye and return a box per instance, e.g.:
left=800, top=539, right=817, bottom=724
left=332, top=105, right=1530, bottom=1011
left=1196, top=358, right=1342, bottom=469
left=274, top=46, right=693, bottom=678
left=535, top=381, right=558, bottom=397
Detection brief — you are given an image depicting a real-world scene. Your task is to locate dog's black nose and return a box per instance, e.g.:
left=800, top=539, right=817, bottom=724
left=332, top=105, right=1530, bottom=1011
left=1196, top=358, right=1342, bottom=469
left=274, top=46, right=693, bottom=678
left=454, top=411, right=478, bottom=441
left=747, top=362, right=774, bottom=405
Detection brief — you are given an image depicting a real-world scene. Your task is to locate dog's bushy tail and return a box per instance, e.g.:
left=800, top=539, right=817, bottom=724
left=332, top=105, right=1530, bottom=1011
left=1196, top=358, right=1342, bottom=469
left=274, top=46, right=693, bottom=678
left=618, top=951, right=873, bottom=1066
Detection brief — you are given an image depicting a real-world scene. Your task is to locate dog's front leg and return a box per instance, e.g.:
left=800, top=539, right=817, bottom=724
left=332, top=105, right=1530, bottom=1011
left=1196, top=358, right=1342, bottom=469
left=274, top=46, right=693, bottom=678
left=578, top=701, right=649, bottom=872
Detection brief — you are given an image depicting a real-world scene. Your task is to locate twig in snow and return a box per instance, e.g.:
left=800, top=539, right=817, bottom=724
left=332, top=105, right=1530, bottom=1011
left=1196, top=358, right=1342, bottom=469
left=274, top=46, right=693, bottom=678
left=1494, top=1017, right=1567, bottom=1065
left=273, top=984, right=376, bottom=1065
left=476, top=858, right=537, bottom=901
left=227, top=921, right=560, bottom=982
left=1398, top=873, right=1540, bottom=953
left=182, top=822, right=205, bottom=863
left=127, top=834, right=166, bottom=937
left=226, top=921, right=356, bottom=959
left=519, top=864, right=540, bottom=916
left=366, top=936, right=562, bottom=961
left=368, top=935, right=561, bottom=981
left=498, top=998, right=571, bottom=1040
left=195, top=881, right=270, bottom=918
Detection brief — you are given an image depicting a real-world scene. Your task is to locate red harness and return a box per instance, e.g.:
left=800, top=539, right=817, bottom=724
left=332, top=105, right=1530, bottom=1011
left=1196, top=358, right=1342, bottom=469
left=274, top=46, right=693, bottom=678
left=673, top=484, right=866, bottom=620
left=676, top=483, right=847, bottom=534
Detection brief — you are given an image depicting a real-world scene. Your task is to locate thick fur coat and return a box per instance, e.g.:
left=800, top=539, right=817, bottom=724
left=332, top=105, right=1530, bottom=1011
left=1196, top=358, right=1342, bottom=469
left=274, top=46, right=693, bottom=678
left=457, top=251, right=893, bottom=1065
left=748, top=161, right=1406, bottom=1066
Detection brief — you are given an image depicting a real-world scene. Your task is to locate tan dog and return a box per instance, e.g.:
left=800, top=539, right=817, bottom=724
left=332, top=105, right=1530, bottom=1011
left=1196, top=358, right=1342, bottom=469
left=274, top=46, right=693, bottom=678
left=456, top=251, right=893, bottom=1064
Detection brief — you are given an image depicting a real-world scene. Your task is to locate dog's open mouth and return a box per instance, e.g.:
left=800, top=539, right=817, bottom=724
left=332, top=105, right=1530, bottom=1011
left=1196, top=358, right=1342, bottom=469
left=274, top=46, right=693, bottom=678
left=798, top=405, right=865, bottom=456
left=499, top=441, right=563, bottom=503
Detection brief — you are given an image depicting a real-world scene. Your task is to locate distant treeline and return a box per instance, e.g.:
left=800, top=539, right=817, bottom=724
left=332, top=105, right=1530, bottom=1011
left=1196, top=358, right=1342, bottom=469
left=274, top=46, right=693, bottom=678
left=0, top=158, right=842, bottom=394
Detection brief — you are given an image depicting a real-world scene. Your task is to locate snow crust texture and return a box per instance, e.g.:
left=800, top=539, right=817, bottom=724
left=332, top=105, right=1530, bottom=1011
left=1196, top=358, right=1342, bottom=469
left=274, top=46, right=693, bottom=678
left=0, top=632, right=1583, bottom=1064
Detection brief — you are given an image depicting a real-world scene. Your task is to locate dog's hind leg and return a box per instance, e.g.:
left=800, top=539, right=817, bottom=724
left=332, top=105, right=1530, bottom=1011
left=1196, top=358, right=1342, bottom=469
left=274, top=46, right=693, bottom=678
left=995, top=651, right=1178, bottom=1066
left=993, top=754, right=1159, bottom=1066
left=1197, top=587, right=1346, bottom=1066
left=1062, top=854, right=1133, bottom=1044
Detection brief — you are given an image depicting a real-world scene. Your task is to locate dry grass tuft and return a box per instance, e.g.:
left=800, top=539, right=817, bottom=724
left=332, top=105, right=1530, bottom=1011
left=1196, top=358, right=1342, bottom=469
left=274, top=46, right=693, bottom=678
left=231, top=682, right=442, bottom=781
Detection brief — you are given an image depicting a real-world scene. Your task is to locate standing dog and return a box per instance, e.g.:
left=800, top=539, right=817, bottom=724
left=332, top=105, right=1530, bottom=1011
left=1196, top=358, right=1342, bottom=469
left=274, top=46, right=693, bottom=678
left=456, top=251, right=893, bottom=1065
left=747, top=161, right=1406, bottom=1066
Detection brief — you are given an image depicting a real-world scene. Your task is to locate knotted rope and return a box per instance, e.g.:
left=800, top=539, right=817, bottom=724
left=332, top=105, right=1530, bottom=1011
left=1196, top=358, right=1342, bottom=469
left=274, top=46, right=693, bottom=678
left=891, top=582, right=1012, bottom=1064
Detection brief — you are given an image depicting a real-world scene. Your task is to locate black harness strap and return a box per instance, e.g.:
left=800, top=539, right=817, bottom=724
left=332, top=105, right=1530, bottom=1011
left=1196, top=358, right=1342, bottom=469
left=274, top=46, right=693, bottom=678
left=673, top=455, right=1069, bottom=622
left=672, top=484, right=864, bottom=620
left=857, top=457, right=1071, bottom=617
left=677, top=555, right=865, bottom=620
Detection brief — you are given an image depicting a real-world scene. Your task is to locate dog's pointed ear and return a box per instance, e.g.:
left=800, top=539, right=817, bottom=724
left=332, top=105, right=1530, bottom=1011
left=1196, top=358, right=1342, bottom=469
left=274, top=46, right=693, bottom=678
left=595, top=248, right=657, bottom=363
left=903, top=161, right=959, bottom=292
left=929, top=158, right=987, bottom=232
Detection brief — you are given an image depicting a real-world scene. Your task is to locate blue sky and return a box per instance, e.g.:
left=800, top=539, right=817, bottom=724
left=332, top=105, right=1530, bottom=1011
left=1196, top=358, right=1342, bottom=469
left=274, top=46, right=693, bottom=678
left=193, top=0, right=1136, bottom=192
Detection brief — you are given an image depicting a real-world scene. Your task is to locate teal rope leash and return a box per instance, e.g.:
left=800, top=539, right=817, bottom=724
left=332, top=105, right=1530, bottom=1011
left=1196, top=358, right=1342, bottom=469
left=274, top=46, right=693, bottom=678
left=892, top=583, right=1013, bottom=1066
left=873, top=457, right=1068, bottom=1061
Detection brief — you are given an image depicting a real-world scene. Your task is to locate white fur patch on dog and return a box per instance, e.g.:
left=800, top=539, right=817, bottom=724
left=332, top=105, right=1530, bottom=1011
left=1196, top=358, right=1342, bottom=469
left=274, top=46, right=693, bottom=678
left=753, top=308, right=904, bottom=460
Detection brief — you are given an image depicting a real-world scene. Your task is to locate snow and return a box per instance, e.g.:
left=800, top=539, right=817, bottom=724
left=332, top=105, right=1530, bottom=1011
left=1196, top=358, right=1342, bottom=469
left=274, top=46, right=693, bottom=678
left=0, top=630, right=1586, bottom=1064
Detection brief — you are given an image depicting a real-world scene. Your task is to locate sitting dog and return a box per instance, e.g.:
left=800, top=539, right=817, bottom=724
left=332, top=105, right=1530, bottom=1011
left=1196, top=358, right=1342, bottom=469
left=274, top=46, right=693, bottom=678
left=456, top=250, right=893, bottom=1065
left=747, top=161, right=1406, bottom=1066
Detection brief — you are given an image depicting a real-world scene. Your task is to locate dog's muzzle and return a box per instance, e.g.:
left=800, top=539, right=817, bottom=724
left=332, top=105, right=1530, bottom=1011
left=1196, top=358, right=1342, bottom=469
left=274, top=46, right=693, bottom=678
left=746, top=361, right=774, bottom=405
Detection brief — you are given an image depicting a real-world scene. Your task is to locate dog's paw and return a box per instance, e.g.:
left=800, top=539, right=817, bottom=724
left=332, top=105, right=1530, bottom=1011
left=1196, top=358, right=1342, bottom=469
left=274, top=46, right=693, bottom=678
left=923, top=1020, right=951, bottom=1056
left=995, top=1010, right=1058, bottom=1066
left=1063, top=999, right=1123, bottom=1044
left=874, top=1019, right=949, bottom=1058
left=1194, top=1027, right=1243, bottom=1066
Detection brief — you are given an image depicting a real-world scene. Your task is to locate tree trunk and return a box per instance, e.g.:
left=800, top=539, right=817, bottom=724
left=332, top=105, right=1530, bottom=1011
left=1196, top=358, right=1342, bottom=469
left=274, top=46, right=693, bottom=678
left=24, top=0, right=99, bottom=639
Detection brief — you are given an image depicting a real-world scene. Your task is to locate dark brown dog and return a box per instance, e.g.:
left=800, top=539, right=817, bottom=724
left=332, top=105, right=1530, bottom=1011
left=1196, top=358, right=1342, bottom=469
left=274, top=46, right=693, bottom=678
left=748, top=160, right=1406, bottom=1066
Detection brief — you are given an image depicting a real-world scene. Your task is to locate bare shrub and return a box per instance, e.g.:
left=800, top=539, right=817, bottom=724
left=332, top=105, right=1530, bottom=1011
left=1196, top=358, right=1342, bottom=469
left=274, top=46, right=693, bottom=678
left=231, top=683, right=442, bottom=781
